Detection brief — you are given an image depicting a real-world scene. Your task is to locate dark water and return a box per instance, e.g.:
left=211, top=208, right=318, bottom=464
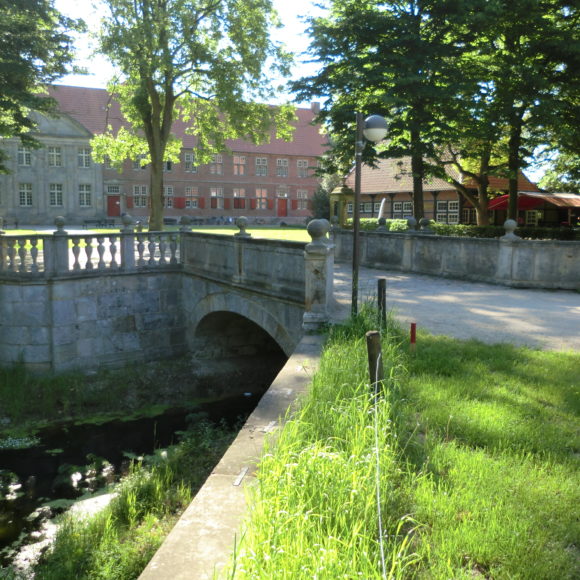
left=0, top=393, right=259, bottom=559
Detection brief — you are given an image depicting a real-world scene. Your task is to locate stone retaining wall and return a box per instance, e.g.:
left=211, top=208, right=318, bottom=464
left=332, top=229, right=580, bottom=290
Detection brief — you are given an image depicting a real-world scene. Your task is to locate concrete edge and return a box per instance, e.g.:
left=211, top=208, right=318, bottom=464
left=138, top=333, right=325, bottom=580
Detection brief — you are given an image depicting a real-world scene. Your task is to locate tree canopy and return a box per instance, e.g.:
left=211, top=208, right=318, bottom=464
left=0, top=0, right=83, bottom=171
left=295, top=0, right=579, bottom=224
left=92, top=0, right=295, bottom=230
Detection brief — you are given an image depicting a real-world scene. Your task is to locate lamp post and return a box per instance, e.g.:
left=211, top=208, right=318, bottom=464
left=352, top=113, right=388, bottom=316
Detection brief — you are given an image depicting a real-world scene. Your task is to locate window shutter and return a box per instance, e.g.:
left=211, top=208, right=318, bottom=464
left=211, top=198, right=217, bottom=209
left=240, top=199, right=246, bottom=209
left=198, top=197, right=205, bottom=209
left=175, top=197, right=185, bottom=209
left=291, top=199, right=298, bottom=210
left=250, top=199, right=256, bottom=209
left=126, top=197, right=134, bottom=209
left=224, top=198, right=231, bottom=210
left=267, top=199, right=274, bottom=210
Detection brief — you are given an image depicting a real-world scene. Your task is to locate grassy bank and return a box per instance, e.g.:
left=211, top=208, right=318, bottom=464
left=4, top=418, right=237, bottom=580
left=228, top=308, right=579, bottom=578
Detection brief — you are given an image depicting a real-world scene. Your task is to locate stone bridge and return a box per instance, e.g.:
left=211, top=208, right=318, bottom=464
left=0, top=218, right=334, bottom=373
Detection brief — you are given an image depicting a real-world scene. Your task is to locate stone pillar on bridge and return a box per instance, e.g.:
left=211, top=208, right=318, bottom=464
left=120, top=213, right=136, bottom=271
left=303, top=219, right=333, bottom=332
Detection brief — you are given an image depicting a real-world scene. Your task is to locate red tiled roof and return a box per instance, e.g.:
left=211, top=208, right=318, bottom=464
left=344, top=156, right=539, bottom=195
left=47, top=85, right=326, bottom=157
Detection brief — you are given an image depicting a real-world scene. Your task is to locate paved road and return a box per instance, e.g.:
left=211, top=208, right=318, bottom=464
left=332, top=264, right=580, bottom=352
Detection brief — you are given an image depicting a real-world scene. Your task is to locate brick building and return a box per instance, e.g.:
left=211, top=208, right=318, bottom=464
left=0, top=86, right=326, bottom=226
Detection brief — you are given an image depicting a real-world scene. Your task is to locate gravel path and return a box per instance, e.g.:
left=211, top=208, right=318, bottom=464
left=332, top=263, right=580, bottom=352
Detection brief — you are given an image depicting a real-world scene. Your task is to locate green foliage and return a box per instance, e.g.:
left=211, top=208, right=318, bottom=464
left=430, top=222, right=578, bottom=240
left=0, top=0, right=84, bottom=171
left=539, top=151, right=580, bottom=194
left=344, top=218, right=409, bottom=231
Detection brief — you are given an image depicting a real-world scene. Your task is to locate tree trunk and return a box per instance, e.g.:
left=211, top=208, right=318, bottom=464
left=149, top=156, right=164, bottom=231
left=410, top=127, right=425, bottom=222
left=507, top=102, right=524, bottom=221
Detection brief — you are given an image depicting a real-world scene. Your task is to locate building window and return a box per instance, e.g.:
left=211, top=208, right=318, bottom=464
left=107, top=185, right=121, bottom=194
left=78, top=147, right=91, bottom=168
left=374, top=202, right=382, bottom=213
left=19, top=183, right=33, bottom=206
left=210, top=154, right=223, bottom=175
left=448, top=212, right=459, bottom=224
left=255, top=187, right=267, bottom=209
left=436, top=213, right=448, bottom=222
left=184, top=151, right=197, bottom=173
left=297, top=159, right=309, bottom=178
left=49, top=183, right=63, bottom=206
left=255, top=157, right=268, bottom=176
left=18, top=146, right=32, bottom=166
left=185, top=186, right=199, bottom=208
left=276, top=185, right=289, bottom=198
left=133, top=185, right=148, bottom=207
left=210, top=187, right=224, bottom=209
left=436, top=200, right=448, bottom=212
left=133, top=154, right=148, bottom=170
left=276, top=158, right=289, bottom=177
left=163, top=185, right=174, bottom=208
left=347, top=202, right=353, bottom=214
left=403, top=201, right=413, bottom=214
left=393, top=201, right=403, bottom=213
left=297, top=189, right=308, bottom=199
left=525, top=210, right=539, bottom=226
left=462, top=208, right=477, bottom=224
left=448, top=201, right=459, bottom=212
left=163, top=161, right=173, bottom=172
left=233, top=188, right=246, bottom=209
left=363, top=202, right=372, bottom=213
left=233, top=155, right=246, bottom=176
left=79, top=184, right=92, bottom=207
left=48, top=146, right=62, bottom=167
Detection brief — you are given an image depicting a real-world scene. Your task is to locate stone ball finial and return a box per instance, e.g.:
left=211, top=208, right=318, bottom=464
left=419, top=217, right=432, bottom=233
left=502, top=219, right=520, bottom=240
left=307, top=218, right=330, bottom=245
left=121, top=213, right=133, bottom=227
left=180, top=215, right=191, bottom=226
left=406, top=216, right=417, bottom=231
left=54, top=216, right=66, bottom=234
left=377, top=217, right=388, bottom=232
left=235, top=216, right=251, bottom=238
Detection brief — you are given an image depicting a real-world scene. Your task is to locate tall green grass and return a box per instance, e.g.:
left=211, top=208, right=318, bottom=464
left=227, top=308, right=580, bottom=578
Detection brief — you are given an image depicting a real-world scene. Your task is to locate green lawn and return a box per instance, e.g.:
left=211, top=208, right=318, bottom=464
left=227, top=308, right=580, bottom=579
left=4, top=226, right=311, bottom=243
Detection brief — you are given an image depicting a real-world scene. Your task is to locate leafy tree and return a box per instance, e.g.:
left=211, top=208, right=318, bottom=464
left=92, top=0, right=294, bottom=230
left=539, top=151, right=580, bottom=193
left=0, top=0, right=83, bottom=172
left=294, top=0, right=472, bottom=221
left=311, top=173, right=340, bottom=219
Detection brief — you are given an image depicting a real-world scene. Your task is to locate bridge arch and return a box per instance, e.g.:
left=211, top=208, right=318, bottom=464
left=188, top=291, right=297, bottom=357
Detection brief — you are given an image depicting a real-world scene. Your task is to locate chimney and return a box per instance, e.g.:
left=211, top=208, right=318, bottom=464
left=310, top=101, right=321, bottom=115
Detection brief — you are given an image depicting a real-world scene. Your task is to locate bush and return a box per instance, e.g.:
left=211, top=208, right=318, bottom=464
left=430, top=222, right=578, bottom=240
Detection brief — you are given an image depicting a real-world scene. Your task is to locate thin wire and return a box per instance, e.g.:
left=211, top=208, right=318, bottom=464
left=373, top=351, right=387, bottom=577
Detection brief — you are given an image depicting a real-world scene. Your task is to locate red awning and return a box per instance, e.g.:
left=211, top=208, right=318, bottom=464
left=487, top=194, right=545, bottom=211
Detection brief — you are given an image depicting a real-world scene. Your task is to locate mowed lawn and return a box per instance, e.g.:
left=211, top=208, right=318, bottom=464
left=9, top=225, right=311, bottom=243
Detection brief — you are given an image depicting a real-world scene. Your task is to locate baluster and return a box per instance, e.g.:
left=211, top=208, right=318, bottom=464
left=147, top=235, right=156, bottom=266
left=30, top=239, right=39, bottom=273
left=17, top=238, right=27, bottom=273
left=84, top=236, right=94, bottom=270
left=169, top=234, right=178, bottom=264
left=72, top=238, right=81, bottom=270
left=158, top=236, right=167, bottom=264
left=97, top=236, right=106, bottom=269
left=7, top=239, right=16, bottom=272
left=137, top=234, right=146, bottom=266
left=109, top=235, right=118, bottom=269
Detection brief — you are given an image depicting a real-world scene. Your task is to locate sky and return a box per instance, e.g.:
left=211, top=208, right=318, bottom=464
left=53, top=0, right=323, bottom=104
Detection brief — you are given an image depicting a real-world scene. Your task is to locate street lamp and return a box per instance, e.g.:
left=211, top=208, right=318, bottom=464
left=352, top=113, right=388, bottom=316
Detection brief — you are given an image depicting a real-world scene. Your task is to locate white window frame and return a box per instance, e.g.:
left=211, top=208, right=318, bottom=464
left=403, top=201, right=413, bottom=213
left=48, top=146, right=62, bottom=167
left=19, top=183, right=33, bottom=207
left=78, top=147, right=91, bottom=168
left=393, top=201, right=403, bottom=212
left=18, top=146, right=32, bottom=166
left=255, top=157, right=268, bottom=176
left=276, top=158, right=289, bottom=177
left=297, top=159, right=309, bottom=178
left=184, top=151, right=197, bottom=173
left=79, top=184, right=92, bottom=207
